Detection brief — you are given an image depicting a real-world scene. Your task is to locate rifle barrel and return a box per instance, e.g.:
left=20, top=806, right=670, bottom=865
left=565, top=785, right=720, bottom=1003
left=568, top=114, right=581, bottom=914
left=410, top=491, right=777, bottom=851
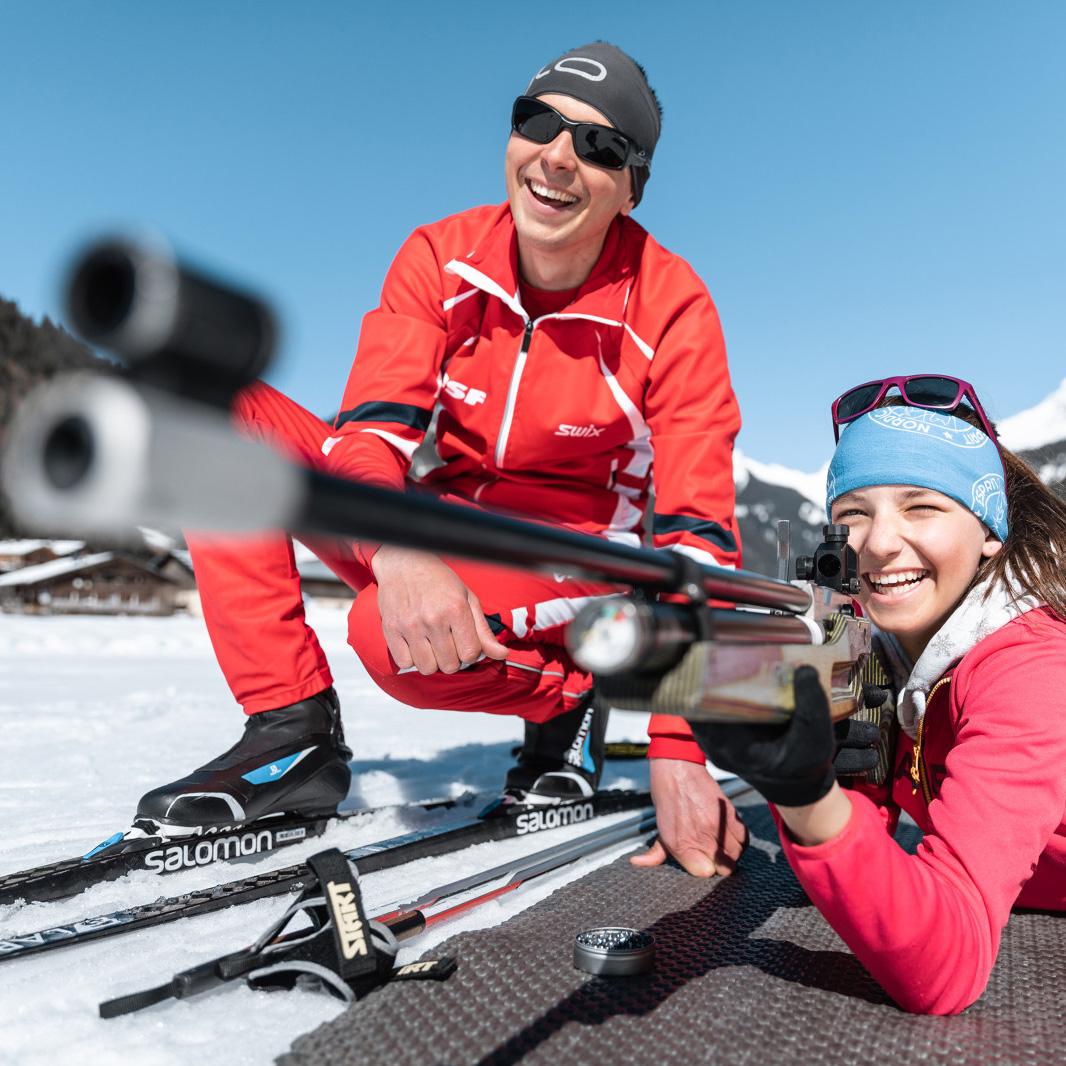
left=3, top=374, right=813, bottom=613
left=64, top=238, right=276, bottom=407
left=302, top=470, right=812, bottom=612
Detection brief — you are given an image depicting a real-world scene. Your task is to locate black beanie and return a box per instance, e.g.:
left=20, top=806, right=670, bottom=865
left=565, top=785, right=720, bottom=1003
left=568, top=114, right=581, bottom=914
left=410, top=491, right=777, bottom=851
left=523, top=42, right=660, bottom=207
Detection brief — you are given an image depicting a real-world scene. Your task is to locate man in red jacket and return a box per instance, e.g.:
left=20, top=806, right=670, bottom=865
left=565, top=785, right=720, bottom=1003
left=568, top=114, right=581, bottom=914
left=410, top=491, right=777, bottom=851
left=137, top=42, right=749, bottom=877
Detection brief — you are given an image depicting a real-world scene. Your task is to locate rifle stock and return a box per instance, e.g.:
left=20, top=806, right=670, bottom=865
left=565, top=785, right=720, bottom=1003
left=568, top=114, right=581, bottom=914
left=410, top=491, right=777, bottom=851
left=592, top=610, right=868, bottom=723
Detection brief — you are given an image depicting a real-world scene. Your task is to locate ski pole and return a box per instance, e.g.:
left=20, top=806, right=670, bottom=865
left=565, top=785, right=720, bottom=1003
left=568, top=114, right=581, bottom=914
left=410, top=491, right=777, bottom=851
left=376, top=806, right=658, bottom=939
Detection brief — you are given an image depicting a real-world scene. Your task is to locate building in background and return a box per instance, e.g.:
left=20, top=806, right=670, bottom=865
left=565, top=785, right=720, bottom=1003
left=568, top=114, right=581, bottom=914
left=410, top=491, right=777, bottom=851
left=0, top=539, right=85, bottom=572
left=0, top=550, right=196, bottom=616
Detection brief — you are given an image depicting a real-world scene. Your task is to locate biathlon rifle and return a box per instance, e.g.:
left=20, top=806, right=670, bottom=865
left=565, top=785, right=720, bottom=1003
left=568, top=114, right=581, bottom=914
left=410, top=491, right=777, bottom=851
left=0, top=237, right=872, bottom=725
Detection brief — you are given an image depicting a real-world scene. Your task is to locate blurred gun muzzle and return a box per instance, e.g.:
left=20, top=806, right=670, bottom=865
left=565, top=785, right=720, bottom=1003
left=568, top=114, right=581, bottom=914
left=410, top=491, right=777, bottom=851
left=567, top=596, right=818, bottom=676
left=64, top=238, right=276, bottom=406
left=0, top=236, right=294, bottom=540
left=1, top=374, right=305, bottom=541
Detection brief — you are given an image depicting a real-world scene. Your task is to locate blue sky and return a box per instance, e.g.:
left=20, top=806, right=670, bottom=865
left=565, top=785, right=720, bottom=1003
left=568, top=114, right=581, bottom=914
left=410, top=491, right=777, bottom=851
left=3, top=2, right=1063, bottom=471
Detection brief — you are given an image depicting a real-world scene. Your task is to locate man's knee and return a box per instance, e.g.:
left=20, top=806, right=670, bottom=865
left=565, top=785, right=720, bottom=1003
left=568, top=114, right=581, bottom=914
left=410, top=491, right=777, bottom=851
left=230, top=382, right=333, bottom=468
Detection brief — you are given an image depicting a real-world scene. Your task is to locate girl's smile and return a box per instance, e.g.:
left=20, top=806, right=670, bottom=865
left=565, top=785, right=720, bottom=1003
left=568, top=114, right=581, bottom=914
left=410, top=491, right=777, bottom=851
left=865, top=568, right=929, bottom=597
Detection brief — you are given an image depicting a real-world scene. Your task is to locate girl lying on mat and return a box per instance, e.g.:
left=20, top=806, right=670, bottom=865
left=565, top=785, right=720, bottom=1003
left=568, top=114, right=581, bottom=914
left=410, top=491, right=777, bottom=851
left=695, top=375, right=1066, bottom=1015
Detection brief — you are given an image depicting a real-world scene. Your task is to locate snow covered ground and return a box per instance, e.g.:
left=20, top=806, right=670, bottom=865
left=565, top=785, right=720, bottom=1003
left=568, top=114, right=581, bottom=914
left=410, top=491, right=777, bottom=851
left=0, top=603, right=665, bottom=1066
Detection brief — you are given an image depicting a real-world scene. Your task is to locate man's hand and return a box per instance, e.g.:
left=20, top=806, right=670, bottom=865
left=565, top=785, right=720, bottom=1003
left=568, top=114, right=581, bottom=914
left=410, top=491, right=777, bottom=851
left=371, top=545, right=509, bottom=674
left=631, top=758, right=748, bottom=878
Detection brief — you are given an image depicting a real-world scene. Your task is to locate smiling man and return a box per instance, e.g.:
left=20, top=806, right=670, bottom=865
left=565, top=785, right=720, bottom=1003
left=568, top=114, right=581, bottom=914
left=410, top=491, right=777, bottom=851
left=138, top=42, right=747, bottom=879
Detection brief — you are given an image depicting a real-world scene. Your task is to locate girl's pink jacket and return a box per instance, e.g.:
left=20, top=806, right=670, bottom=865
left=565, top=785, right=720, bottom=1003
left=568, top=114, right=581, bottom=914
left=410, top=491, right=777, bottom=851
left=779, top=606, right=1066, bottom=1014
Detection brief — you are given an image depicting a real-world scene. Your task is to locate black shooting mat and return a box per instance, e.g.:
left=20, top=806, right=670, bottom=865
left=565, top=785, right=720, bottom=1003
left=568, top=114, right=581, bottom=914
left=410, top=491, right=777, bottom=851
left=279, top=795, right=1066, bottom=1066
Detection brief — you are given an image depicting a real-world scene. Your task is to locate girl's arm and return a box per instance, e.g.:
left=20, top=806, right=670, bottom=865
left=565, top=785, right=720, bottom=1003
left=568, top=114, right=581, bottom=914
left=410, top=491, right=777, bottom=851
left=778, top=617, right=1066, bottom=1014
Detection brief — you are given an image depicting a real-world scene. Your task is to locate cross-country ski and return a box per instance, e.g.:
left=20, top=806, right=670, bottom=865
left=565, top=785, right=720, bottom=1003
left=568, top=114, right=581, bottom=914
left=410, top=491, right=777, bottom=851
left=0, top=606, right=669, bottom=1064
left=0, top=792, right=474, bottom=907
left=0, top=788, right=654, bottom=961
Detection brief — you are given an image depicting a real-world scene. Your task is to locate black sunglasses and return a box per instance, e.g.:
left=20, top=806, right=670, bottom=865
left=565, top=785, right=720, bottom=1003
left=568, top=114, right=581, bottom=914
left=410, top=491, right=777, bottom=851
left=511, top=96, right=649, bottom=171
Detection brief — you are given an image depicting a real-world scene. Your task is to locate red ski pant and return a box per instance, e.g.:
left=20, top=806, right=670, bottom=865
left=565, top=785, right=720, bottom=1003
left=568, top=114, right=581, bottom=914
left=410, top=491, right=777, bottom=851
left=186, top=383, right=616, bottom=721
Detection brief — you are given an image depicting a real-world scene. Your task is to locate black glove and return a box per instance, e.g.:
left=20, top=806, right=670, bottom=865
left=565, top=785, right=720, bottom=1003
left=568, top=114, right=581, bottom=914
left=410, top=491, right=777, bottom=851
left=832, top=710, right=882, bottom=777
left=690, top=665, right=836, bottom=807
left=833, top=650, right=897, bottom=784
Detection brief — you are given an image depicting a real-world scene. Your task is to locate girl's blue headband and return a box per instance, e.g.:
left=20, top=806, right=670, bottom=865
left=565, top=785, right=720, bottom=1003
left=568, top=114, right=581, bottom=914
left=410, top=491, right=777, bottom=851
left=826, top=406, right=1009, bottom=541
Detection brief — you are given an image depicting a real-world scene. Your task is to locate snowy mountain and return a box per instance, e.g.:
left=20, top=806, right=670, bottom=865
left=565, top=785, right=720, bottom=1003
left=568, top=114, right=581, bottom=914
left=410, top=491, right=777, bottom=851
left=732, top=449, right=829, bottom=577
left=998, top=378, right=1066, bottom=496
left=997, top=378, right=1066, bottom=453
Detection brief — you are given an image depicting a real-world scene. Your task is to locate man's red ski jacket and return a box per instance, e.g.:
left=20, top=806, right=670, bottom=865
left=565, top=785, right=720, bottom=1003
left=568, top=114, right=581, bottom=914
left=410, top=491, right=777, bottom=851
left=319, top=203, right=741, bottom=759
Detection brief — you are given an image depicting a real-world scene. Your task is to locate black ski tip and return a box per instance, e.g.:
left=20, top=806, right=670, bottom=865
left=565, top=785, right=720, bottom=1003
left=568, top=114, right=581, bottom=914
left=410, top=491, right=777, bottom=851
left=99, top=980, right=175, bottom=1018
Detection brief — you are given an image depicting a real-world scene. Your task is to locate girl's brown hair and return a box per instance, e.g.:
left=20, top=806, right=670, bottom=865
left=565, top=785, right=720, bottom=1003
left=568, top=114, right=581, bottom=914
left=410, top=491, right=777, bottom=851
left=978, top=446, right=1066, bottom=617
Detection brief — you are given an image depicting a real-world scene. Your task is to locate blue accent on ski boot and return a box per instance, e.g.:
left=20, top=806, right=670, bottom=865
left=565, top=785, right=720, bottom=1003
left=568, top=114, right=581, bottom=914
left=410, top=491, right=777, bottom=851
left=580, top=731, right=596, bottom=774
left=241, top=748, right=310, bottom=785
left=502, top=693, right=608, bottom=802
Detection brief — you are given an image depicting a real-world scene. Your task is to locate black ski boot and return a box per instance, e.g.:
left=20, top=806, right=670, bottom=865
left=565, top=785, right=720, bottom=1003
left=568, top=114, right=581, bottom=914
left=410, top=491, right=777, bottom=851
left=503, top=692, right=609, bottom=803
left=136, top=688, right=352, bottom=833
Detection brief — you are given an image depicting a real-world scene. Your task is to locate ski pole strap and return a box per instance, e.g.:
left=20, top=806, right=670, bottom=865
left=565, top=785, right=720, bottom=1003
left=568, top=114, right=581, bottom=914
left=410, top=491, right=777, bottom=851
left=246, top=847, right=395, bottom=999
left=99, top=848, right=456, bottom=1018
left=243, top=849, right=458, bottom=1000
left=99, top=944, right=266, bottom=1018
left=100, top=980, right=183, bottom=1019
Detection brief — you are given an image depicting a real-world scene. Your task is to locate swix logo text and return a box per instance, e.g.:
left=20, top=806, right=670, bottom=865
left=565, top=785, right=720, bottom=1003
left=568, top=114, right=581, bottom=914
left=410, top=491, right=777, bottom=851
left=555, top=424, right=604, bottom=438
left=516, top=802, right=594, bottom=834
left=442, top=375, right=487, bottom=406
left=327, top=879, right=369, bottom=959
